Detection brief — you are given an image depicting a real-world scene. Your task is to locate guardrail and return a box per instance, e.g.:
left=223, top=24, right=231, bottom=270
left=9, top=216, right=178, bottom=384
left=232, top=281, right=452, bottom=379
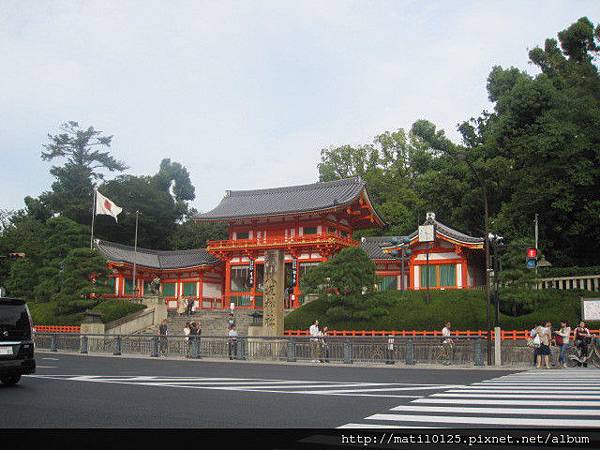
left=284, top=329, right=600, bottom=341
left=33, top=332, right=490, bottom=366
left=33, top=325, right=81, bottom=333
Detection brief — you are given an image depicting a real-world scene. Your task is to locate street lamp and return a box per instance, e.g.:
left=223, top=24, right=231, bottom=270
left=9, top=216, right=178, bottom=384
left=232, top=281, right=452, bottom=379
left=390, top=237, right=412, bottom=290
left=455, top=151, right=493, bottom=366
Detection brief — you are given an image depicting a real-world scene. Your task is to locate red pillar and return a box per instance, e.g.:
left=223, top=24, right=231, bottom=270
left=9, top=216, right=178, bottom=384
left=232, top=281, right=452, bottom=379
left=224, top=260, right=231, bottom=309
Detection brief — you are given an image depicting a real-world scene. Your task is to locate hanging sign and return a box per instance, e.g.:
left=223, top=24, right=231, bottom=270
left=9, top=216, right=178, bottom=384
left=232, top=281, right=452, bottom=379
left=247, top=259, right=255, bottom=288
left=290, top=259, right=297, bottom=288
left=418, top=224, right=434, bottom=243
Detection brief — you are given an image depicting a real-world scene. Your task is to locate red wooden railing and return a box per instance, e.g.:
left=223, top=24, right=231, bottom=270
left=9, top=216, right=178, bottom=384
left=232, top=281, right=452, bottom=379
left=284, top=329, right=600, bottom=341
left=33, top=325, right=81, bottom=333
left=207, top=233, right=359, bottom=251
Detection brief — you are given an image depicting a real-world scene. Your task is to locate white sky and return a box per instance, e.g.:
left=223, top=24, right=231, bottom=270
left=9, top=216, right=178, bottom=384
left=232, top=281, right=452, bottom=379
left=1, top=1, right=599, bottom=213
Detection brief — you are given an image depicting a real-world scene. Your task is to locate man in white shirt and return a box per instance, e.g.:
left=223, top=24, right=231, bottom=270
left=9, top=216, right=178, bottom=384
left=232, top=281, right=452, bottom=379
left=309, top=320, right=320, bottom=362
left=441, top=322, right=454, bottom=365
left=228, top=326, right=239, bottom=360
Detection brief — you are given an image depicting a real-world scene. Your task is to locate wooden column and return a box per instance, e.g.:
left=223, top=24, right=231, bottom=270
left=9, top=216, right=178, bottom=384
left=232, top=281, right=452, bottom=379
left=224, top=260, right=231, bottom=309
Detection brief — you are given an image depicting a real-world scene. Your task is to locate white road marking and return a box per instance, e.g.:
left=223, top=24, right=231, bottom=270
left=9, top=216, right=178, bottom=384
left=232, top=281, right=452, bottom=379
left=365, top=413, right=600, bottom=427
left=432, top=393, right=600, bottom=399
left=389, top=405, right=600, bottom=416
left=413, top=398, right=600, bottom=407
left=42, top=357, right=59, bottom=361
left=24, top=374, right=440, bottom=398
left=338, top=369, right=600, bottom=429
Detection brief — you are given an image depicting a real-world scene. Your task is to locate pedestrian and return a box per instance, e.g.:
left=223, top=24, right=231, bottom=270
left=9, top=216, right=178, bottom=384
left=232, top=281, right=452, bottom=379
left=158, top=319, right=168, bottom=356
left=441, top=321, right=454, bottom=365
left=309, top=320, right=320, bottom=363
left=183, top=322, right=191, bottom=357
left=535, top=321, right=552, bottom=369
left=228, top=325, right=238, bottom=360
left=227, top=313, right=236, bottom=330
left=177, top=299, right=186, bottom=316
left=529, top=324, right=541, bottom=366
left=555, top=321, right=571, bottom=368
left=386, top=334, right=395, bottom=365
left=186, top=298, right=195, bottom=315
left=574, top=321, right=592, bottom=368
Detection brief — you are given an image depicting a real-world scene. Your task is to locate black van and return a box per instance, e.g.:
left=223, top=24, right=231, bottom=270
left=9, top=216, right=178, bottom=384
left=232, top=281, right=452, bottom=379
left=0, top=298, right=36, bottom=385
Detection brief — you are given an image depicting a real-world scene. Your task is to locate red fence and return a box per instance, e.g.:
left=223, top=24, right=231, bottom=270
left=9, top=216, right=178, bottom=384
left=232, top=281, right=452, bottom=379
left=33, top=325, right=81, bottom=333
left=284, top=329, right=600, bottom=341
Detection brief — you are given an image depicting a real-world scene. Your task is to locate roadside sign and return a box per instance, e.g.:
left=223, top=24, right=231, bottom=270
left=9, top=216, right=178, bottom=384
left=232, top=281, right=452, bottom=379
left=581, top=298, right=600, bottom=322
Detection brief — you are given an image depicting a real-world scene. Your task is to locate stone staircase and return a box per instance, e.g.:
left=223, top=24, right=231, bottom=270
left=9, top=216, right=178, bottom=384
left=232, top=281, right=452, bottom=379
left=136, top=310, right=256, bottom=336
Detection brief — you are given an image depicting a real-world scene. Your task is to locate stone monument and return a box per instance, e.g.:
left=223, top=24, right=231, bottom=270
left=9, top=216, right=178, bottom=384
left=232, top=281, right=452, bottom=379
left=261, top=249, right=285, bottom=336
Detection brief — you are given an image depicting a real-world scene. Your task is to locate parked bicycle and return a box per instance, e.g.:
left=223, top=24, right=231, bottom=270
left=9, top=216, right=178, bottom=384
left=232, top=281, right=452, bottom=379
left=565, top=337, right=600, bottom=368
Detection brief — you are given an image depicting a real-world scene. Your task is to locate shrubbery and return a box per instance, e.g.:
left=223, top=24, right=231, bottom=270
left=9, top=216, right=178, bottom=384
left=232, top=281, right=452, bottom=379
left=285, top=288, right=599, bottom=331
left=29, top=299, right=145, bottom=325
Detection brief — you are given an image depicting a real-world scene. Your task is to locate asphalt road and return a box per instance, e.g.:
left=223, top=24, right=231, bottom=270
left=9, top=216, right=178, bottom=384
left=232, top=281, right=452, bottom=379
left=1, top=352, right=514, bottom=428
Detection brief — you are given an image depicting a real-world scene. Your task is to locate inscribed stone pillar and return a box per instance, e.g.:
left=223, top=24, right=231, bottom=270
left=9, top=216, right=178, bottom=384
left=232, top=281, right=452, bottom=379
left=262, top=249, right=285, bottom=336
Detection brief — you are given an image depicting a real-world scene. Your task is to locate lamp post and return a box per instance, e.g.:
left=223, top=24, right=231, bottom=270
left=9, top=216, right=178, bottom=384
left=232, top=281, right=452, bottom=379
left=456, top=152, right=493, bottom=366
left=390, top=237, right=412, bottom=291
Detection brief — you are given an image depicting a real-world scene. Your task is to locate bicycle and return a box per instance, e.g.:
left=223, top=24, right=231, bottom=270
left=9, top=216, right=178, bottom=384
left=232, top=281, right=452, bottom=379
left=565, top=338, right=600, bottom=368
left=433, top=340, right=454, bottom=365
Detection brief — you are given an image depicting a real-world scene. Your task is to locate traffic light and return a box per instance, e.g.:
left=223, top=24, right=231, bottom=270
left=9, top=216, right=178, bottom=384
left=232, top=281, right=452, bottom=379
left=526, top=248, right=537, bottom=269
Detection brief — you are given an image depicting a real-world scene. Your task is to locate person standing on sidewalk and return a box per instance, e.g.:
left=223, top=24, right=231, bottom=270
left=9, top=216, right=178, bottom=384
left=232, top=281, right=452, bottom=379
left=309, top=320, right=320, bottom=363
left=555, top=321, right=571, bottom=368
left=228, top=326, right=239, bottom=360
left=441, top=322, right=454, bottom=365
left=535, top=321, right=552, bottom=369
left=158, top=319, right=168, bottom=356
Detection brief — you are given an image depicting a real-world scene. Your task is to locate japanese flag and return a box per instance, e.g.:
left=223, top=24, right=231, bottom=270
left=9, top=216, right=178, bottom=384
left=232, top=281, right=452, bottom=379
left=95, top=190, right=123, bottom=222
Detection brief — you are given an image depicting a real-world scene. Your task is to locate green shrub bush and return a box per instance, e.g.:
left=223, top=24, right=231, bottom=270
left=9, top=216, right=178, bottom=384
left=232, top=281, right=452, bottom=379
left=285, top=289, right=600, bottom=331
left=28, top=299, right=146, bottom=325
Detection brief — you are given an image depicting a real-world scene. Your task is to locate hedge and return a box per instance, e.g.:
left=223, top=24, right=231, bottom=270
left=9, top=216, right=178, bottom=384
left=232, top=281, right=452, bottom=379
left=285, top=289, right=600, bottom=331
left=29, top=299, right=146, bottom=325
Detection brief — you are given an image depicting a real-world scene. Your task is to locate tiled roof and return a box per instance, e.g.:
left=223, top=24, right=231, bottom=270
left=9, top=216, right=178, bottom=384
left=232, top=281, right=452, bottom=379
left=195, top=177, right=384, bottom=224
left=360, top=236, right=407, bottom=260
left=406, top=218, right=484, bottom=245
left=96, top=240, right=221, bottom=269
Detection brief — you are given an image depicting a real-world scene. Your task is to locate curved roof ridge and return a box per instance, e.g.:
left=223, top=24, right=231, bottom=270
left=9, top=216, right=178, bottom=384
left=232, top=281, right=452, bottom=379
left=227, top=176, right=363, bottom=197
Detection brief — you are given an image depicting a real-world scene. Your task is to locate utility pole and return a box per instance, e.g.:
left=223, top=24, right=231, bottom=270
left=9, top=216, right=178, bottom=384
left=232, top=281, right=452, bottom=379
left=534, top=213, right=539, bottom=278
left=132, top=210, right=139, bottom=297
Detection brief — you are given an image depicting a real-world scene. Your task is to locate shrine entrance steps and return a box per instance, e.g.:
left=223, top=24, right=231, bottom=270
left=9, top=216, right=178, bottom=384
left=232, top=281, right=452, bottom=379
left=136, top=309, right=256, bottom=336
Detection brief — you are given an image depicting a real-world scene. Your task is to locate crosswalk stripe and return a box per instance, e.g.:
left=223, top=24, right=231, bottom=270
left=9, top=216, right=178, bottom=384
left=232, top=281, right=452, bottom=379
left=338, top=424, right=440, bottom=429
left=413, top=398, right=600, bottom=407
left=445, top=389, right=600, bottom=394
left=469, top=385, right=600, bottom=390
left=389, top=405, right=600, bottom=416
left=365, top=413, right=600, bottom=427
left=432, top=393, right=600, bottom=399
left=290, top=385, right=462, bottom=394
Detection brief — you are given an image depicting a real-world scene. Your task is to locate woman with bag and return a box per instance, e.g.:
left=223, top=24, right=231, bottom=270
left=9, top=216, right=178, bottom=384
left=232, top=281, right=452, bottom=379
left=535, top=321, right=552, bottom=369
left=555, top=321, right=571, bottom=368
left=528, top=324, right=541, bottom=366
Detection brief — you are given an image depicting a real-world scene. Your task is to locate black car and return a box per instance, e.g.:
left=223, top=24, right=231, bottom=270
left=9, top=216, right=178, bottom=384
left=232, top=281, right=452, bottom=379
left=0, top=298, right=36, bottom=385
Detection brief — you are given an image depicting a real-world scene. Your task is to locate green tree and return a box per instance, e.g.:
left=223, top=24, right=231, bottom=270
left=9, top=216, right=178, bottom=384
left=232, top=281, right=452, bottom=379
left=40, top=121, right=127, bottom=224
left=301, top=247, right=376, bottom=298
left=95, top=159, right=196, bottom=249
left=169, top=212, right=227, bottom=250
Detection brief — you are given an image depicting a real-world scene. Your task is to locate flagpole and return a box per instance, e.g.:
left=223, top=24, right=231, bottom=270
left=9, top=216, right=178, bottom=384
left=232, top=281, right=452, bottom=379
left=132, top=210, right=139, bottom=298
left=90, top=187, right=97, bottom=249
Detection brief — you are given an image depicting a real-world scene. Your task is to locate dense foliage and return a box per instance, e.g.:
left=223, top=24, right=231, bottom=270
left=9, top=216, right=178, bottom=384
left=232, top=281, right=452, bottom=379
left=300, top=247, right=376, bottom=298
left=285, top=289, right=599, bottom=331
left=319, top=17, right=600, bottom=272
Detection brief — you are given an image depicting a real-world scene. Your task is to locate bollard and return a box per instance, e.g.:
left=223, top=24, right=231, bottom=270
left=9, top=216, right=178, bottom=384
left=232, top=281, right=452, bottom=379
left=474, top=337, right=484, bottom=367
left=236, top=337, right=246, bottom=361
left=343, top=340, right=353, bottom=364
left=113, top=335, right=122, bottom=356
left=287, top=340, right=296, bottom=362
left=151, top=336, right=159, bottom=358
left=405, top=339, right=415, bottom=365
left=386, top=337, right=395, bottom=365
left=79, top=335, right=88, bottom=354
left=50, top=334, right=58, bottom=352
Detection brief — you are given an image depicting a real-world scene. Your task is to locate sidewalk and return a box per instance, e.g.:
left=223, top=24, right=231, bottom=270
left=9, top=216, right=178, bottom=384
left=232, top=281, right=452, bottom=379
left=36, top=349, right=527, bottom=370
